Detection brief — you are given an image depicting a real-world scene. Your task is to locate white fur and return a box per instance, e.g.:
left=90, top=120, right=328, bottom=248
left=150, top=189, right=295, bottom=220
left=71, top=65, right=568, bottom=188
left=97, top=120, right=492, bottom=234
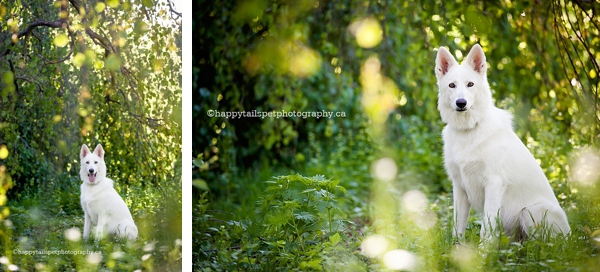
left=435, top=45, right=570, bottom=241
left=80, top=144, right=138, bottom=241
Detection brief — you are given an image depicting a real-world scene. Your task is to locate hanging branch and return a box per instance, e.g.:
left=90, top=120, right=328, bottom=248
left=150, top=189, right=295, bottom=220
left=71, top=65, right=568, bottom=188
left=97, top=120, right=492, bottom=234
left=167, top=0, right=182, bottom=22
left=1, top=0, right=167, bottom=128
left=552, top=0, right=600, bottom=141
left=68, top=0, right=159, bottom=125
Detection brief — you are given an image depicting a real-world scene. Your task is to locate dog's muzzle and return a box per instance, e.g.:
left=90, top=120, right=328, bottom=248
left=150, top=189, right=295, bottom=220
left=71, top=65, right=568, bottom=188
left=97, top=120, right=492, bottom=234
left=88, top=169, right=97, bottom=183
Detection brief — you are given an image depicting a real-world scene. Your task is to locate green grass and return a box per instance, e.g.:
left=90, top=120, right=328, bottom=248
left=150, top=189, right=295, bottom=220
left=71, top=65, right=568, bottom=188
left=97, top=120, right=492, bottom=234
left=194, top=161, right=600, bottom=271
left=193, top=117, right=600, bottom=271
left=1, top=183, right=182, bottom=271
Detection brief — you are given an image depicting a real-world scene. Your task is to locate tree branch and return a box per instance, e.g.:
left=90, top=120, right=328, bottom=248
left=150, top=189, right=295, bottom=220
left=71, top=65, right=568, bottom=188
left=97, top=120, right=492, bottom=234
left=0, top=20, right=65, bottom=58
left=167, top=0, right=182, bottom=22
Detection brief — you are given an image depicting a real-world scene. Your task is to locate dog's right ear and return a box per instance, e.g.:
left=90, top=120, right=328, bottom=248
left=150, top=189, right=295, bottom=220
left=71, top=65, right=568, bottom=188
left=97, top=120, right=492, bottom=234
left=80, top=144, right=91, bottom=160
left=435, top=47, right=458, bottom=79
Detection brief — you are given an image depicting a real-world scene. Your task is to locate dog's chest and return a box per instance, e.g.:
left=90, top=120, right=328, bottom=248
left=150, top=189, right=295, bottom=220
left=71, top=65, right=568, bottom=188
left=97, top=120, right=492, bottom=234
left=80, top=185, right=108, bottom=214
left=443, top=129, right=495, bottom=210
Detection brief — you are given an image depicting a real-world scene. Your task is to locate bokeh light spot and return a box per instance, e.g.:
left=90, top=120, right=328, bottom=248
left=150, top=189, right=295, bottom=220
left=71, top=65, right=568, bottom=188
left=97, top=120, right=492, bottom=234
left=382, top=249, right=417, bottom=271
left=361, top=234, right=389, bottom=258
left=350, top=17, right=383, bottom=49
left=372, top=157, right=397, bottom=181
left=570, top=147, right=600, bottom=186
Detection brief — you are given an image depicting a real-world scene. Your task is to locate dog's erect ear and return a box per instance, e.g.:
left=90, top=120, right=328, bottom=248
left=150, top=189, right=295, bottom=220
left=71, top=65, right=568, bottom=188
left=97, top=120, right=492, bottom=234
left=465, top=44, right=487, bottom=75
left=80, top=144, right=91, bottom=160
left=435, top=47, right=458, bottom=79
left=93, top=144, right=105, bottom=158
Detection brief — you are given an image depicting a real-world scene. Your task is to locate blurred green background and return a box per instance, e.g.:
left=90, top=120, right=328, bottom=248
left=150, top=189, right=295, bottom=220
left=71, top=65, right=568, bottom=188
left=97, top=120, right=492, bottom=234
left=194, top=0, right=600, bottom=270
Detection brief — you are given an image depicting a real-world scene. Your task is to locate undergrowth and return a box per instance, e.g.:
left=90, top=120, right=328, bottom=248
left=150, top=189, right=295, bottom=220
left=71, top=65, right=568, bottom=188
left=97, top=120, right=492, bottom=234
left=1, top=183, right=182, bottom=271
left=194, top=120, right=600, bottom=271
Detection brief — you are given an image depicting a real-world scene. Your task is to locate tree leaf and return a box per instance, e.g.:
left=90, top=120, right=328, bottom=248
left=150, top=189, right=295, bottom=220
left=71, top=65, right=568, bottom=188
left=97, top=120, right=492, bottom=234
left=94, top=2, right=106, bottom=12
left=142, top=0, right=153, bottom=8
left=104, top=54, right=121, bottom=71
left=106, top=0, right=119, bottom=8
left=193, top=179, right=209, bottom=191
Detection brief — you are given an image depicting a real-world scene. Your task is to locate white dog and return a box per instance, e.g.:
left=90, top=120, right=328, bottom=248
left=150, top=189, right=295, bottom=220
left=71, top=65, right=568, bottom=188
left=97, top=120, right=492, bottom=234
left=80, top=144, right=138, bottom=241
left=435, top=44, right=570, bottom=241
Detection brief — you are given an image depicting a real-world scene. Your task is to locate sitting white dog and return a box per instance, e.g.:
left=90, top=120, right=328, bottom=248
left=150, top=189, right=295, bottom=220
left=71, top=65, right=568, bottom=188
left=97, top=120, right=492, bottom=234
left=435, top=45, right=570, bottom=241
left=80, top=144, right=138, bottom=241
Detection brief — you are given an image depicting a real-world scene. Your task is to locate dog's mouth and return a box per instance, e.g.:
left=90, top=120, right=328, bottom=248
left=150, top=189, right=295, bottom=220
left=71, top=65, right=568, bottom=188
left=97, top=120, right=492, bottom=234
left=456, top=108, right=467, bottom=112
left=88, top=172, right=97, bottom=183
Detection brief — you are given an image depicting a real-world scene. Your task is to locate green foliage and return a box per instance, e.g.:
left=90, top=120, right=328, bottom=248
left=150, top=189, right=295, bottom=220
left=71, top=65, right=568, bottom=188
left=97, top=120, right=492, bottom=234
left=0, top=0, right=182, bottom=270
left=194, top=174, right=369, bottom=271
left=259, top=174, right=347, bottom=234
left=3, top=182, right=182, bottom=271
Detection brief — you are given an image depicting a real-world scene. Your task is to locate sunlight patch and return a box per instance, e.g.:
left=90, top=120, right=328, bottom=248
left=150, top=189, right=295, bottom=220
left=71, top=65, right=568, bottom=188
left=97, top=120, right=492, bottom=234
left=143, top=242, right=156, bottom=252
left=64, top=227, right=81, bottom=242
left=570, top=147, right=600, bottom=186
left=86, top=252, right=103, bottom=265
left=111, top=251, right=125, bottom=259
left=451, top=244, right=478, bottom=270
left=360, top=234, right=389, bottom=258
left=371, top=158, right=397, bottom=181
left=382, top=249, right=417, bottom=271
left=402, top=190, right=428, bottom=213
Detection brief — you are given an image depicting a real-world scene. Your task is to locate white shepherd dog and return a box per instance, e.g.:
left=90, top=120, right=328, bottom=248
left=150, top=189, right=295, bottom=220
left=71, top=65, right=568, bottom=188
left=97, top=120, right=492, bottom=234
left=434, top=44, right=570, bottom=241
left=80, top=144, right=138, bottom=241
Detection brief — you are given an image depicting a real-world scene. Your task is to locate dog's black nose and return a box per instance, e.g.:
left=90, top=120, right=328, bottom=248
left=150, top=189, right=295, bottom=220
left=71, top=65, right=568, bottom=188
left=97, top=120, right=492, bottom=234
left=456, top=99, right=467, bottom=109
left=88, top=169, right=95, bottom=173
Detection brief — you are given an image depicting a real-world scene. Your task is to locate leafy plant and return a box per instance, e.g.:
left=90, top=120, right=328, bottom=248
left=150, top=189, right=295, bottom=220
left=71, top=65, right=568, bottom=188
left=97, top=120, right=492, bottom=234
left=195, top=174, right=370, bottom=271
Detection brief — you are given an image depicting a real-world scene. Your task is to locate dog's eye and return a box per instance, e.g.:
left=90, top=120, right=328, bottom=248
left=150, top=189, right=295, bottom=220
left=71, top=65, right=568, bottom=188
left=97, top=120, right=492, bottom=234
left=449, top=83, right=456, bottom=88
left=467, top=82, right=474, bottom=87
left=86, top=161, right=89, bottom=164
left=94, top=161, right=98, bottom=164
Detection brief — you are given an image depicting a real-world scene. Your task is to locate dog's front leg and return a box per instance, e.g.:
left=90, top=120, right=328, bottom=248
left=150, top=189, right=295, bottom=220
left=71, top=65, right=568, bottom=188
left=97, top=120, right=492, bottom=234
left=83, top=213, right=92, bottom=240
left=453, top=184, right=470, bottom=240
left=95, top=214, right=107, bottom=241
left=482, top=177, right=505, bottom=242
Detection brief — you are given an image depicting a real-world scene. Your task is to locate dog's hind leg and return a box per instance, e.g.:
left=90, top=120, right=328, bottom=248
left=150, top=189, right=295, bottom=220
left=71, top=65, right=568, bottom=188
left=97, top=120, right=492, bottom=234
left=519, top=201, right=570, bottom=239
left=116, top=223, right=138, bottom=240
left=125, top=225, right=138, bottom=240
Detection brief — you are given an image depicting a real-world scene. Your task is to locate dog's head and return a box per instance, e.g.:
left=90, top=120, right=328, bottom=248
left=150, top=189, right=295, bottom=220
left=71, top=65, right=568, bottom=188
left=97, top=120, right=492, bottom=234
left=80, top=144, right=107, bottom=185
left=435, top=44, right=493, bottom=129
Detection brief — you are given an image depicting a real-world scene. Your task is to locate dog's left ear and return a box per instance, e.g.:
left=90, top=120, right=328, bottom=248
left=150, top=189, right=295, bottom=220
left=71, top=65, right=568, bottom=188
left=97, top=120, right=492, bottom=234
left=93, top=144, right=105, bottom=158
left=465, top=44, right=487, bottom=75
